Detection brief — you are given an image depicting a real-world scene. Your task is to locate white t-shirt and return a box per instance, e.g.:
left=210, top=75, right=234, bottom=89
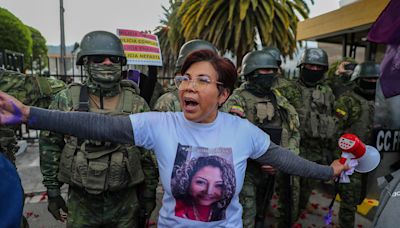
left=130, top=111, right=270, bottom=228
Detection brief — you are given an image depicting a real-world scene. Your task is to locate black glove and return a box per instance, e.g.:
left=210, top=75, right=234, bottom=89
left=143, top=198, right=156, bottom=216
left=48, top=195, right=68, bottom=221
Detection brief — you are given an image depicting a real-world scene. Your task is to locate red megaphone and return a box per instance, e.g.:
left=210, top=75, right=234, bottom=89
left=338, top=133, right=380, bottom=173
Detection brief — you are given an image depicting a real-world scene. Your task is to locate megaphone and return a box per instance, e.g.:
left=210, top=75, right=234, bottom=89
left=338, top=133, right=380, bottom=173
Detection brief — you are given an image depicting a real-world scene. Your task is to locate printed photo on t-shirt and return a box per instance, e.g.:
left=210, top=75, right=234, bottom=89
left=171, top=143, right=236, bottom=222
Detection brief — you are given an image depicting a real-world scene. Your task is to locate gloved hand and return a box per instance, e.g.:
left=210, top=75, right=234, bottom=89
left=143, top=198, right=156, bottom=216
left=48, top=195, right=68, bottom=222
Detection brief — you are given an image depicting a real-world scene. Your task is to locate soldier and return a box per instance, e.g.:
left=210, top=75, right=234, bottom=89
left=0, top=68, right=66, bottom=228
left=334, top=61, right=380, bottom=228
left=221, top=50, right=300, bottom=228
left=39, top=31, right=158, bottom=227
left=282, top=48, right=337, bottom=216
left=327, top=57, right=358, bottom=97
left=153, top=39, right=218, bottom=112
left=0, top=68, right=65, bottom=163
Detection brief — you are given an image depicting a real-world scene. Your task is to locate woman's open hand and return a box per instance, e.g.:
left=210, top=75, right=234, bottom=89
left=0, top=91, right=29, bottom=125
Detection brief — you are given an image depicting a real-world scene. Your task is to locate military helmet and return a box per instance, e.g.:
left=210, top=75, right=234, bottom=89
left=175, top=39, right=218, bottom=71
left=263, top=47, right=282, bottom=66
left=76, top=31, right=127, bottom=66
left=351, top=61, right=381, bottom=81
left=298, top=48, right=328, bottom=68
left=240, top=50, right=278, bottom=76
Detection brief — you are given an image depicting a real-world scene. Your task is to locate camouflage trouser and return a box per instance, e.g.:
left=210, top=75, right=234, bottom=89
left=298, top=141, right=332, bottom=211
left=67, top=186, right=140, bottom=228
left=276, top=172, right=300, bottom=228
left=239, top=160, right=274, bottom=228
left=0, top=127, right=19, bottom=164
left=337, top=172, right=363, bottom=228
left=240, top=173, right=257, bottom=228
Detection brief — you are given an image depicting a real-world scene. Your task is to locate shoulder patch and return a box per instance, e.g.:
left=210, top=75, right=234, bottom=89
left=335, top=108, right=347, bottom=118
left=229, top=105, right=245, bottom=117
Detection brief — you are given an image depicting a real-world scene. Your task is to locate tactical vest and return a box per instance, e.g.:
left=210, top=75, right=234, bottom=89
left=57, top=83, right=145, bottom=194
left=235, top=87, right=299, bottom=149
left=297, top=84, right=337, bottom=139
left=346, top=92, right=375, bottom=144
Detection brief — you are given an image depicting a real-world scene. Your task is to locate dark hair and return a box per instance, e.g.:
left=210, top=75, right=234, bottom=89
left=180, top=50, right=237, bottom=95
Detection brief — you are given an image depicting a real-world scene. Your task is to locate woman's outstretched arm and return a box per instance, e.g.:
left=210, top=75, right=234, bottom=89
left=256, top=142, right=347, bottom=180
left=29, top=107, right=134, bottom=144
left=0, top=91, right=135, bottom=144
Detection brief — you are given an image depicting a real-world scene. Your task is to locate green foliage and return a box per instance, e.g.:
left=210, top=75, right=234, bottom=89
left=178, top=0, right=311, bottom=65
left=0, top=7, right=33, bottom=67
left=28, top=26, right=48, bottom=71
left=154, top=0, right=185, bottom=76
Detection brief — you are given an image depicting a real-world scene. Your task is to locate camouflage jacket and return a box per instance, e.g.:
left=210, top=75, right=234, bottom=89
left=0, top=68, right=65, bottom=163
left=334, top=90, right=375, bottom=144
left=221, top=82, right=300, bottom=154
left=153, top=88, right=181, bottom=112
left=148, top=81, right=165, bottom=110
left=280, top=80, right=338, bottom=161
left=39, top=83, right=158, bottom=200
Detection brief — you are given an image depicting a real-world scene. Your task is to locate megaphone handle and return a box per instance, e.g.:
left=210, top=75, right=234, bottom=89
left=339, top=157, right=347, bottom=165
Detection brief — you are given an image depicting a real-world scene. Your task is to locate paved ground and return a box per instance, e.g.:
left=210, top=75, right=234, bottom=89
left=17, top=141, right=373, bottom=228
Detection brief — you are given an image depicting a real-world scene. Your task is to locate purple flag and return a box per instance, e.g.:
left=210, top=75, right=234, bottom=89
left=379, top=44, right=400, bottom=98
left=368, top=0, right=400, bottom=98
left=368, top=0, right=400, bottom=44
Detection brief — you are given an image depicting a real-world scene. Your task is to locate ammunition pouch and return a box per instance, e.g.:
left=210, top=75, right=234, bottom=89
left=59, top=140, right=144, bottom=194
left=300, top=87, right=337, bottom=138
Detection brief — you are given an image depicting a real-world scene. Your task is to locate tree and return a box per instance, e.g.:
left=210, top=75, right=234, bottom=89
left=0, top=7, right=32, bottom=67
left=178, top=0, right=312, bottom=65
left=154, top=0, right=185, bottom=77
left=27, top=26, right=48, bottom=72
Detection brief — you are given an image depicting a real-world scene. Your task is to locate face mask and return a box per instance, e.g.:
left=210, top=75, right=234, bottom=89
left=300, top=68, right=325, bottom=87
left=246, top=73, right=276, bottom=97
left=356, top=78, right=377, bottom=100
left=86, top=63, right=122, bottom=84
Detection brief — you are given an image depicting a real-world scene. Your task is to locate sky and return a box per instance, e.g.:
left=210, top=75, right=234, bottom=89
left=1, top=0, right=339, bottom=46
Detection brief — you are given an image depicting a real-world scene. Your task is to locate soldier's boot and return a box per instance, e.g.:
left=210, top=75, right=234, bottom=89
left=255, top=217, right=264, bottom=228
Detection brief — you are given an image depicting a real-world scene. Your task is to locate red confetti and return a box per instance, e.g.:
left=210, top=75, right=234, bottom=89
left=357, top=225, right=363, bottom=228
left=311, top=203, right=319, bottom=209
left=39, top=192, right=47, bottom=202
left=321, top=207, right=328, bottom=211
left=272, top=204, right=277, bottom=208
left=25, top=211, right=33, bottom=218
left=292, top=223, right=302, bottom=228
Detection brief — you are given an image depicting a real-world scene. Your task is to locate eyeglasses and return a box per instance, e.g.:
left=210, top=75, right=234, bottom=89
left=90, top=56, right=122, bottom=64
left=174, top=75, right=223, bottom=90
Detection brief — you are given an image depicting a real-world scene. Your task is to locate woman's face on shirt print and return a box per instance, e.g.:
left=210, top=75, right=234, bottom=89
left=189, top=165, right=224, bottom=206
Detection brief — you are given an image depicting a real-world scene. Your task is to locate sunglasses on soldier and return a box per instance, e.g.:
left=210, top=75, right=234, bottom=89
left=89, top=56, right=122, bottom=64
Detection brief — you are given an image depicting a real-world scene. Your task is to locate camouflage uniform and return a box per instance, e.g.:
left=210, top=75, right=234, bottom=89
left=39, top=80, right=158, bottom=227
left=148, top=81, right=165, bottom=109
left=222, top=49, right=301, bottom=228
left=0, top=68, right=65, bottom=228
left=282, top=49, right=337, bottom=214
left=153, top=87, right=180, bottom=112
left=39, top=31, right=158, bottom=228
left=283, top=80, right=337, bottom=210
left=333, top=62, right=378, bottom=228
left=222, top=83, right=300, bottom=228
left=0, top=68, right=65, bottom=163
left=326, top=58, right=357, bottom=98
